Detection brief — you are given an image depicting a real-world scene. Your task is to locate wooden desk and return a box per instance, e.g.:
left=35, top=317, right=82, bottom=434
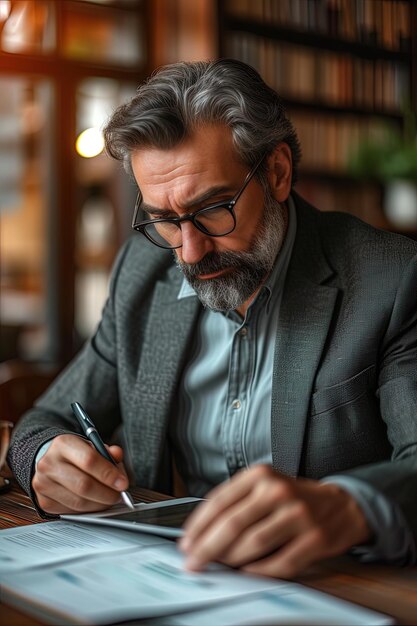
left=1, top=481, right=417, bottom=625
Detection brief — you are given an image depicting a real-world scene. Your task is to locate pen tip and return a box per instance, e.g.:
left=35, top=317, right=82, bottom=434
left=121, top=492, right=135, bottom=509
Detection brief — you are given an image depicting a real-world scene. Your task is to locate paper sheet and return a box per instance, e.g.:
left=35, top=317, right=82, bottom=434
left=147, top=587, right=394, bottom=626
left=0, top=521, right=395, bottom=626
left=1, top=541, right=284, bottom=624
left=0, top=520, right=167, bottom=572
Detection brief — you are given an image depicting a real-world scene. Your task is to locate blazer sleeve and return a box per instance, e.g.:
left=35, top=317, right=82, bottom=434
left=341, top=254, right=417, bottom=547
left=7, top=238, right=134, bottom=502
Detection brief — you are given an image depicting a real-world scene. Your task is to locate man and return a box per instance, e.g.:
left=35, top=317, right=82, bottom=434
left=8, top=59, right=417, bottom=579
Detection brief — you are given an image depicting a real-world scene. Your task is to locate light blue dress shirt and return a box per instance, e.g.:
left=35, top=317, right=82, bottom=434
left=169, top=196, right=297, bottom=496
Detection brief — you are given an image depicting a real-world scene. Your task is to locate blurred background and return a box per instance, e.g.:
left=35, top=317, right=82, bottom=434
left=0, top=0, right=416, bottom=378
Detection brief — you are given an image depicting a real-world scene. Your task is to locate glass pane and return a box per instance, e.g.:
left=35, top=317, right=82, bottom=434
left=0, top=77, right=54, bottom=362
left=74, top=78, right=137, bottom=339
left=62, top=3, right=145, bottom=65
left=0, top=1, right=56, bottom=55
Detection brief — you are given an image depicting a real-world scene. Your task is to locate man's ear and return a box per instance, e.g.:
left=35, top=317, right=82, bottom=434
left=266, top=143, right=292, bottom=202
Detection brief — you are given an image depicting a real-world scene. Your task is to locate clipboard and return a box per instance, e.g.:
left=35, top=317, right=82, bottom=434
left=61, top=496, right=203, bottom=538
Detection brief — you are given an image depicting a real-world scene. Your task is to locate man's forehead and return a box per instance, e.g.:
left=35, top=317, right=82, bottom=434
left=131, top=125, right=243, bottom=185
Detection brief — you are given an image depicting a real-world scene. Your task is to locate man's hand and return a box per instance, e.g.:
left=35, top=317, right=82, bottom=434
left=32, top=434, right=129, bottom=514
left=179, top=465, right=371, bottom=579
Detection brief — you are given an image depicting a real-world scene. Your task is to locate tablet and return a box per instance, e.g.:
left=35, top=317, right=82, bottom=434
left=61, top=497, right=203, bottom=538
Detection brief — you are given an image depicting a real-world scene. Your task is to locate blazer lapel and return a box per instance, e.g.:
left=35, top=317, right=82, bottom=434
left=129, top=267, right=200, bottom=488
left=271, top=197, right=339, bottom=477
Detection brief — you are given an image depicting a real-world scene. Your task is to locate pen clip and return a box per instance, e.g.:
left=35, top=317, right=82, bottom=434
left=71, top=402, right=95, bottom=429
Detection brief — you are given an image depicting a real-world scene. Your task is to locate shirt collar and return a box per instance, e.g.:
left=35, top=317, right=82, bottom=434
left=177, top=272, right=197, bottom=300
left=177, top=194, right=297, bottom=306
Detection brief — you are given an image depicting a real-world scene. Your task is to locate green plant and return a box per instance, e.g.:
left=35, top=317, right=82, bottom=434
left=348, top=108, right=417, bottom=183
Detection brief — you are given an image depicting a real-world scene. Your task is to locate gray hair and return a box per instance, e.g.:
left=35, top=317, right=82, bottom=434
left=103, top=58, right=301, bottom=185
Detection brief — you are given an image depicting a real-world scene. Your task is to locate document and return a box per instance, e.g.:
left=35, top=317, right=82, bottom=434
left=148, top=587, right=395, bottom=626
left=1, top=541, right=288, bottom=624
left=0, top=521, right=394, bottom=625
left=0, top=520, right=168, bottom=573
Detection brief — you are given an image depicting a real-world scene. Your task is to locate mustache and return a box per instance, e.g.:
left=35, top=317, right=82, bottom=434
left=177, top=250, right=250, bottom=278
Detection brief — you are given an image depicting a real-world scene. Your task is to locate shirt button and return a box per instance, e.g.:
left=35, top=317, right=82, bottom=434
left=232, top=399, right=241, bottom=410
left=239, top=327, right=248, bottom=337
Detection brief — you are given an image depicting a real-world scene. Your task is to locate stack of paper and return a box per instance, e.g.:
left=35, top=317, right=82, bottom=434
left=0, top=521, right=394, bottom=625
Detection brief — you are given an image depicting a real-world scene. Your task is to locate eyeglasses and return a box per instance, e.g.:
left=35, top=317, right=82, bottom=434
left=131, top=154, right=265, bottom=249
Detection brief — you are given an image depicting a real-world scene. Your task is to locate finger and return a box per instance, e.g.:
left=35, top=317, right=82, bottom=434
left=49, top=461, right=124, bottom=505
left=34, top=490, right=82, bottom=515
left=220, top=500, right=309, bottom=568
left=105, top=445, right=124, bottom=464
left=242, top=528, right=327, bottom=580
left=46, top=436, right=129, bottom=492
left=106, top=446, right=130, bottom=481
left=34, top=462, right=123, bottom=509
left=183, top=492, right=276, bottom=570
left=242, top=487, right=371, bottom=578
left=182, top=465, right=275, bottom=545
left=34, top=471, right=122, bottom=514
left=35, top=480, right=97, bottom=515
left=182, top=471, right=296, bottom=569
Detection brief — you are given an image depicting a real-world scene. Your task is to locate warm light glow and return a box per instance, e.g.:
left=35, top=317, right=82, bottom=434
left=0, top=1, right=11, bottom=22
left=75, top=127, right=104, bottom=158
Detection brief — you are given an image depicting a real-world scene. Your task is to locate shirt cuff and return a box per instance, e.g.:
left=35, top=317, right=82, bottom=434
left=321, top=475, right=416, bottom=565
left=34, top=433, right=86, bottom=470
left=35, top=440, right=54, bottom=469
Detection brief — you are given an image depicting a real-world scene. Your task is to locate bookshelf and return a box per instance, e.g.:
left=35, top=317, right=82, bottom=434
left=218, top=0, right=417, bottom=234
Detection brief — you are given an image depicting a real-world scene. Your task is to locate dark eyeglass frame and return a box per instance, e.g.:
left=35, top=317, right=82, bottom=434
left=131, top=153, right=265, bottom=249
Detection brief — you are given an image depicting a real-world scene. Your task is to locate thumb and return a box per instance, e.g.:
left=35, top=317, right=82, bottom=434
left=104, top=445, right=129, bottom=482
left=105, top=444, right=124, bottom=464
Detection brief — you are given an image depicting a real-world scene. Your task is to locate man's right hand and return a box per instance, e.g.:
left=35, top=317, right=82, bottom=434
left=32, top=434, right=129, bottom=514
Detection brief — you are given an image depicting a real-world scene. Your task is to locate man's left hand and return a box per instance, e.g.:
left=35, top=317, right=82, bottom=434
left=179, top=465, right=371, bottom=579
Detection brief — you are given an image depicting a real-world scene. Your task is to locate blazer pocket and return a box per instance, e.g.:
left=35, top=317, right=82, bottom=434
left=310, top=364, right=376, bottom=416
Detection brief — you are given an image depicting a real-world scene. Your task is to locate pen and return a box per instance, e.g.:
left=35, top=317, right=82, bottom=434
left=71, top=401, right=135, bottom=510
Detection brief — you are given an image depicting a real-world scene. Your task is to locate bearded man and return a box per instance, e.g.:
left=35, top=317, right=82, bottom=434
left=9, top=59, right=417, bottom=578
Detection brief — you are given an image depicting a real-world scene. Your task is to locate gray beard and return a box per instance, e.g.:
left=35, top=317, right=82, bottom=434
left=175, top=193, right=287, bottom=312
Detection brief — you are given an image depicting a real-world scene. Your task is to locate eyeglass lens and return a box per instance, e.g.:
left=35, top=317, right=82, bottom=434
left=143, top=205, right=236, bottom=248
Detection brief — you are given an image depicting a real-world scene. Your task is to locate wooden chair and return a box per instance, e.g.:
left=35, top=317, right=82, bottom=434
left=0, top=360, right=59, bottom=424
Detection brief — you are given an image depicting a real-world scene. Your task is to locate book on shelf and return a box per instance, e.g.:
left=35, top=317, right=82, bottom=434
left=220, top=0, right=415, bottom=234
left=224, top=0, right=412, bottom=52
left=226, top=31, right=410, bottom=113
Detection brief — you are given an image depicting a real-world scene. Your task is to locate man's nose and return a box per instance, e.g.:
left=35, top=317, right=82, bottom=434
left=179, top=221, right=214, bottom=265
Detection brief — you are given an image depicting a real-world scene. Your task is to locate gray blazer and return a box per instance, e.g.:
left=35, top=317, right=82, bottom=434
left=8, top=193, right=417, bottom=544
